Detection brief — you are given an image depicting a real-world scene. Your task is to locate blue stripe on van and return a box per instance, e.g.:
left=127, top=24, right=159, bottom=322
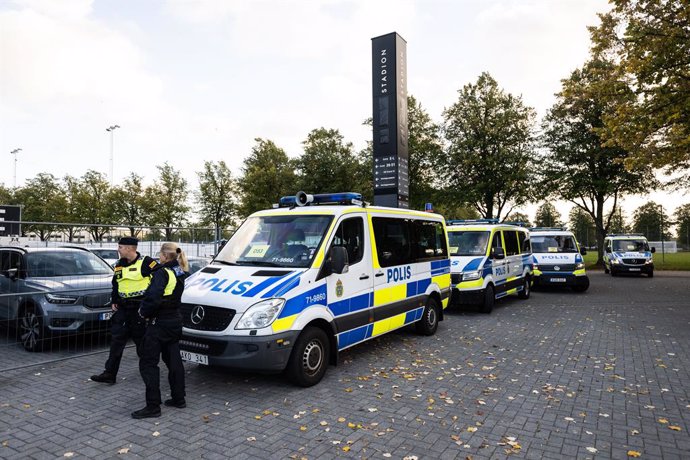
left=261, top=271, right=302, bottom=298
left=242, top=273, right=292, bottom=297
left=462, top=257, right=484, bottom=271
left=328, top=292, right=371, bottom=317
left=279, top=284, right=326, bottom=318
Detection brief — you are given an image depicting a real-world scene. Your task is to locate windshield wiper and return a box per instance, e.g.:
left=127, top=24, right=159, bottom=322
left=236, top=260, right=283, bottom=267
left=214, top=260, right=237, bottom=266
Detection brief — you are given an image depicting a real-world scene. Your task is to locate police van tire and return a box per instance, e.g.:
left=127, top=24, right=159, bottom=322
left=517, top=276, right=530, bottom=299
left=18, top=304, right=47, bottom=352
left=480, top=285, right=495, bottom=314
left=648, top=269, right=654, bottom=278
left=416, top=297, right=440, bottom=336
left=604, top=267, right=609, bottom=274
left=286, top=326, right=330, bottom=387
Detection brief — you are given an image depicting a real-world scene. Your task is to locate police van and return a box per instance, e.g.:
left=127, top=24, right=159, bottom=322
left=179, top=192, right=451, bottom=386
left=447, top=220, right=532, bottom=313
left=530, top=227, right=589, bottom=292
left=603, top=233, right=655, bottom=277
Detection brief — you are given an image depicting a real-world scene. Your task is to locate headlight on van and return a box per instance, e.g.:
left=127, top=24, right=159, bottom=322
left=575, top=262, right=585, bottom=270
left=645, top=259, right=653, bottom=264
left=611, top=259, right=620, bottom=265
left=462, top=270, right=482, bottom=281
left=45, top=293, right=79, bottom=304
left=235, top=298, right=285, bottom=330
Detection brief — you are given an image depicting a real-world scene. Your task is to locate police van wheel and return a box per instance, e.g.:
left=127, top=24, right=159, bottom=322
left=480, top=285, right=495, bottom=314
left=648, top=270, right=654, bottom=278
left=286, top=327, right=330, bottom=387
left=517, top=277, right=530, bottom=299
left=18, top=304, right=47, bottom=352
left=416, top=297, right=440, bottom=336
left=604, top=267, right=610, bottom=274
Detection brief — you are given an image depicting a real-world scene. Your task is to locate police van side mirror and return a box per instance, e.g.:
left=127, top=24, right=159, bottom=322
left=4, top=268, right=18, bottom=281
left=330, top=246, right=349, bottom=275
left=651, top=247, right=656, bottom=253
left=580, top=247, right=587, bottom=255
left=491, top=247, right=505, bottom=260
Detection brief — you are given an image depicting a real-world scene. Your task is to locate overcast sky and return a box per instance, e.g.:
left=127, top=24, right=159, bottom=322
left=1, top=0, right=686, bottom=221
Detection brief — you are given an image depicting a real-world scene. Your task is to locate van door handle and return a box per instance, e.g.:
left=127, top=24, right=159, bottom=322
left=375, top=272, right=384, bottom=277
left=359, top=274, right=370, bottom=280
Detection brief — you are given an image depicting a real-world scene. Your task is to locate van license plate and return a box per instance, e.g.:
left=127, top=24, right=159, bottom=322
left=180, top=350, right=208, bottom=365
left=99, top=312, right=113, bottom=320
left=629, top=268, right=640, bottom=272
left=550, top=278, right=566, bottom=283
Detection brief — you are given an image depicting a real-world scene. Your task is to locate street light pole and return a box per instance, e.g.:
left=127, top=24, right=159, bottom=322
left=106, top=125, right=120, bottom=186
left=10, top=148, right=22, bottom=188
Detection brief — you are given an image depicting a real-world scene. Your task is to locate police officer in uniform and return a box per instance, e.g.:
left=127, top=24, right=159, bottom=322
left=91, top=237, right=157, bottom=384
left=131, top=242, right=188, bottom=419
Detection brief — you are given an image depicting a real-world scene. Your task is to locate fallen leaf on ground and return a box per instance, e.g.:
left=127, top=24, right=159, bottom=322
left=299, top=426, right=307, bottom=431
left=118, top=447, right=130, bottom=454
left=669, top=425, right=682, bottom=431
left=246, top=437, right=256, bottom=442
left=586, top=447, right=597, bottom=453
left=64, top=454, right=75, bottom=458
left=152, top=431, right=160, bottom=437
left=467, top=427, right=477, bottom=433
left=658, top=418, right=669, bottom=424
left=627, top=451, right=641, bottom=458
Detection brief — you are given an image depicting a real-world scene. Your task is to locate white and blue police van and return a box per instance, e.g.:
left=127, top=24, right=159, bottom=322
left=603, top=233, right=655, bottom=277
left=179, top=192, right=451, bottom=386
left=447, top=220, right=532, bottom=313
left=530, top=227, right=589, bottom=292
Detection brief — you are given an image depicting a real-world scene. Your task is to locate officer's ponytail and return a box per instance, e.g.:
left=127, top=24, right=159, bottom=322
left=160, top=242, right=190, bottom=272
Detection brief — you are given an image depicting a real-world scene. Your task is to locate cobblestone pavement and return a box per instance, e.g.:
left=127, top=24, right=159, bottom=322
left=1, top=271, right=689, bottom=459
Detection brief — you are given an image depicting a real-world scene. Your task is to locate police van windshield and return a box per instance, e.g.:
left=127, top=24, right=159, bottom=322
left=447, top=231, right=490, bottom=256
left=25, top=251, right=113, bottom=277
left=531, top=235, right=579, bottom=253
left=612, top=239, right=649, bottom=252
left=215, top=215, right=333, bottom=268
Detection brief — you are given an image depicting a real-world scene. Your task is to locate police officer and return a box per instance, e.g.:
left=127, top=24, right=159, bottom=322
left=131, top=242, right=188, bottom=419
left=91, top=237, right=157, bottom=384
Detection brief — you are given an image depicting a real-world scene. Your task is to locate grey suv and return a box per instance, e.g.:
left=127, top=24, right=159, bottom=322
left=0, top=246, right=114, bottom=351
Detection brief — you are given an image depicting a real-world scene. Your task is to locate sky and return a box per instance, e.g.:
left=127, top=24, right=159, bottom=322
left=0, top=0, right=687, bottom=223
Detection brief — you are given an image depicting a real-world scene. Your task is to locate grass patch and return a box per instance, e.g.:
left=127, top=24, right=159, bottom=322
left=582, top=251, right=690, bottom=270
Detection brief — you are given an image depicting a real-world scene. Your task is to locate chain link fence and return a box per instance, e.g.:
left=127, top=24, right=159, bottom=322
left=0, top=221, right=234, bottom=372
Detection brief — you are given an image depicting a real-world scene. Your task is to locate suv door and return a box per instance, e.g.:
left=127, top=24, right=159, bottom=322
left=0, top=250, right=22, bottom=320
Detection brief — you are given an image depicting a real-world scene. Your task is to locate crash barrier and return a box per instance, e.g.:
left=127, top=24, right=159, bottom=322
left=0, top=221, right=234, bottom=371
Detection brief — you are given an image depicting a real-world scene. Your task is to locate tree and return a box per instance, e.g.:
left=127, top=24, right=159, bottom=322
left=589, top=0, right=690, bottom=185
left=60, top=175, right=85, bottom=242
left=0, top=184, right=12, bottom=204
left=237, top=139, right=296, bottom=218
left=149, top=163, right=190, bottom=240
left=111, top=174, right=148, bottom=237
left=539, top=58, right=657, bottom=264
left=441, top=72, right=536, bottom=220
left=534, top=202, right=563, bottom=228
left=196, top=160, right=237, bottom=240
left=674, top=204, right=690, bottom=248
left=608, top=206, right=629, bottom=234
left=407, top=95, right=444, bottom=210
left=505, top=211, right=532, bottom=227
left=13, top=174, right=66, bottom=241
left=569, top=207, right=596, bottom=248
left=632, top=201, right=671, bottom=241
left=295, top=128, right=362, bottom=195
left=74, top=170, right=116, bottom=242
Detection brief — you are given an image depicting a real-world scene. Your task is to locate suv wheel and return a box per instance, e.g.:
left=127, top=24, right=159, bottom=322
left=286, top=326, right=330, bottom=387
left=416, top=296, right=440, bottom=336
left=517, top=276, right=530, bottom=299
left=480, top=285, right=495, bottom=314
left=19, top=304, right=47, bottom=352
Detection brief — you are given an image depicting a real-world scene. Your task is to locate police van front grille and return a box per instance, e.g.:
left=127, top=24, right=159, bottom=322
left=180, top=303, right=236, bottom=331
left=179, top=338, right=227, bottom=356
left=538, top=264, right=576, bottom=272
left=622, top=259, right=644, bottom=265
left=83, top=293, right=112, bottom=309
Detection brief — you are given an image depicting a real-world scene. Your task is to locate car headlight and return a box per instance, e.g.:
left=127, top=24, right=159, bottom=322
left=611, top=259, right=620, bottom=264
left=45, top=293, right=79, bottom=304
left=645, top=259, right=653, bottom=264
left=462, top=270, right=482, bottom=281
left=235, top=298, right=285, bottom=330
left=575, top=262, right=585, bottom=270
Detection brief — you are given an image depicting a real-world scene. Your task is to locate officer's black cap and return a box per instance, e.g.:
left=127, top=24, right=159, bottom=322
left=118, top=237, right=138, bottom=246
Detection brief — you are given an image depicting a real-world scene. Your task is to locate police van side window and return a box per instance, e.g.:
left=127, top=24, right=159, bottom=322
left=372, top=217, right=413, bottom=268
left=331, top=217, right=365, bottom=266
left=414, top=220, right=448, bottom=261
left=520, top=232, right=531, bottom=254
left=503, top=231, right=520, bottom=256
left=490, top=231, right=502, bottom=257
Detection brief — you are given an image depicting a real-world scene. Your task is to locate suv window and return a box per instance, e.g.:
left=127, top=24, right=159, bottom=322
left=331, top=217, right=365, bottom=266
left=0, top=250, right=22, bottom=272
left=25, top=251, right=112, bottom=277
left=414, top=220, right=448, bottom=261
left=503, top=231, right=520, bottom=256
left=372, top=217, right=413, bottom=268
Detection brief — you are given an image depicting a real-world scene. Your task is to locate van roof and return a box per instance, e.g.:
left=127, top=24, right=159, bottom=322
left=252, top=205, right=446, bottom=221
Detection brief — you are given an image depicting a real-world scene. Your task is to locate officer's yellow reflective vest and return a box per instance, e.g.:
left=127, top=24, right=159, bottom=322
left=116, top=258, right=152, bottom=299
left=162, top=267, right=177, bottom=297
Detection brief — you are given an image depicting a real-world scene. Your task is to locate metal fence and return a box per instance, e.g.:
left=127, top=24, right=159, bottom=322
left=0, top=221, right=233, bottom=372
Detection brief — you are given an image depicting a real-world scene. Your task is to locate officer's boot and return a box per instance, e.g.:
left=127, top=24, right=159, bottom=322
left=131, top=405, right=161, bottom=419
left=90, top=372, right=116, bottom=384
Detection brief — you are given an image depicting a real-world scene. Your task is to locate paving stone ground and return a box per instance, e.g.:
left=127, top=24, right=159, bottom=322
left=1, top=270, right=689, bottom=459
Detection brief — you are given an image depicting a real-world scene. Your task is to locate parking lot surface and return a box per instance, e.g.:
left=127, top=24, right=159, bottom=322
left=1, top=270, right=689, bottom=459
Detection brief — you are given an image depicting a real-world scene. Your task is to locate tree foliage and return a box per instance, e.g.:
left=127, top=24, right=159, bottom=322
left=196, top=160, right=237, bottom=238
left=112, top=174, right=149, bottom=237
left=568, top=207, right=597, bottom=248
left=505, top=211, right=532, bottom=227
left=148, top=163, right=190, bottom=240
left=237, top=139, right=296, bottom=218
left=296, top=128, right=362, bottom=194
left=539, top=58, right=657, bottom=264
left=13, top=173, right=65, bottom=241
left=441, top=72, right=536, bottom=220
left=632, top=201, right=672, bottom=240
left=674, top=203, right=690, bottom=247
left=534, top=202, right=563, bottom=228
left=0, top=184, right=13, bottom=204
left=589, top=0, right=690, bottom=184
left=74, top=170, right=116, bottom=241
left=406, top=95, right=444, bottom=210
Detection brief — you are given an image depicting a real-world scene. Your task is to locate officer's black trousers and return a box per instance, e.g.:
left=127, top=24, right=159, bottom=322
left=139, top=317, right=185, bottom=407
left=104, top=307, right=146, bottom=377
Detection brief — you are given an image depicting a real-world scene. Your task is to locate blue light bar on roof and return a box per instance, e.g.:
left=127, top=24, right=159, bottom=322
left=446, top=218, right=499, bottom=226
left=278, top=192, right=364, bottom=208
left=529, top=227, right=568, bottom=232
